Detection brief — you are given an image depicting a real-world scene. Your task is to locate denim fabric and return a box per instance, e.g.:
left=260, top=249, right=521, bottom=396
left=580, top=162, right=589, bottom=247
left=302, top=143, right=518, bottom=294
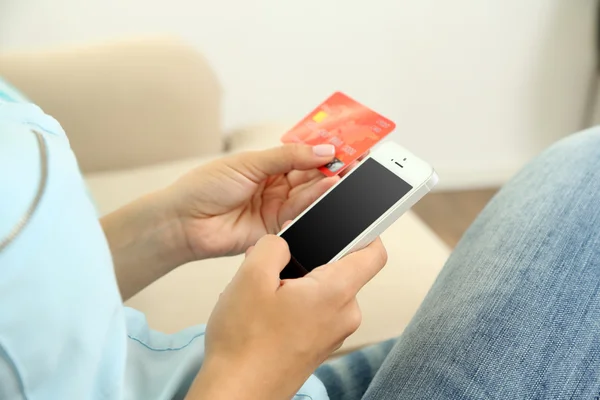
left=318, top=127, right=600, bottom=399
left=5, top=77, right=600, bottom=399
left=315, top=339, right=397, bottom=400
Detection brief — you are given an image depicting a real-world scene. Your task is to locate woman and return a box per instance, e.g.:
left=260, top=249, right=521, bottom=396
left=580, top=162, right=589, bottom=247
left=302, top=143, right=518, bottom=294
left=2, top=77, right=600, bottom=399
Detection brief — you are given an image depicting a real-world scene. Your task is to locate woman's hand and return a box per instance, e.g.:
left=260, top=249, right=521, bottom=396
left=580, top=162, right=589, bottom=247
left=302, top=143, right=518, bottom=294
left=186, top=235, right=388, bottom=400
left=103, top=142, right=351, bottom=300
left=167, top=143, right=339, bottom=260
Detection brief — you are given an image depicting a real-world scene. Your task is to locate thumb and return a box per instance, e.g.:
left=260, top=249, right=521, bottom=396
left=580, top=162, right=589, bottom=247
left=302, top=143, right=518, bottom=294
left=311, top=238, right=388, bottom=298
left=235, top=143, right=335, bottom=181
left=240, top=235, right=290, bottom=290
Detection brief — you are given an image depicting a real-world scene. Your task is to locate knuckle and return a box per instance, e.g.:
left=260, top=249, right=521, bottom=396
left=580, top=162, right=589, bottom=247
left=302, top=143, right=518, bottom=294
left=377, top=243, right=388, bottom=266
left=283, top=143, right=300, bottom=158
left=333, top=340, right=345, bottom=352
left=233, top=151, right=261, bottom=174
left=367, top=238, right=387, bottom=267
left=344, top=304, right=362, bottom=334
left=259, top=234, right=288, bottom=250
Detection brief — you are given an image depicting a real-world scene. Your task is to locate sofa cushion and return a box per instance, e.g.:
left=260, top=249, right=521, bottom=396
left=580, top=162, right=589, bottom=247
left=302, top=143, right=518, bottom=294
left=86, top=125, right=450, bottom=351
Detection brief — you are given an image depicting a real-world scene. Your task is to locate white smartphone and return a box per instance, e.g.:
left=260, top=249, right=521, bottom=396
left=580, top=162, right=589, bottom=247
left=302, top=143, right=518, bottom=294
left=278, top=140, right=438, bottom=279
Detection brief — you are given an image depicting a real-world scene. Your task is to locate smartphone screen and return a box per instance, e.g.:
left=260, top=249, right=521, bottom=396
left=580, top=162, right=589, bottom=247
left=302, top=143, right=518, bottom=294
left=280, top=158, right=413, bottom=278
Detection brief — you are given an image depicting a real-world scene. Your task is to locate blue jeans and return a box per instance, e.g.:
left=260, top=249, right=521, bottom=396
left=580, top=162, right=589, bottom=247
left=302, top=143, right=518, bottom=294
left=316, top=127, right=600, bottom=399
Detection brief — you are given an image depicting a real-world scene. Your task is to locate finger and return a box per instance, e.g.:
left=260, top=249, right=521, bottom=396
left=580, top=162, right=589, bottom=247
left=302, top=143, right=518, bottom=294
left=288, top=174, right=324, bottom=198
left=279, top=176, right=339, bottom=223
left=241, top=235, right=290, bottom=289
left=286, top=168, right=324, bottom=188
left=315, top=238, right=388, bottom=297
left=341, top=299, right=362, bottom=336
left=244, top=245, right=255, bottom=257
left=235, top=144, right=335, bottom=181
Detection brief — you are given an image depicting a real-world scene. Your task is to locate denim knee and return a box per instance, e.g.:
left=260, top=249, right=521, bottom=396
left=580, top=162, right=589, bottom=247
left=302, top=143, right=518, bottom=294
left=515, top=125, right=600, bottom=186
left=545, top=125, right=600, bottom=160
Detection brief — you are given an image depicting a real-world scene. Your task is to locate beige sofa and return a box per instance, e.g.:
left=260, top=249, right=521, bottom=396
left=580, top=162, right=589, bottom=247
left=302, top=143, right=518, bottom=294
left=0, top=38, right=451, bottom=352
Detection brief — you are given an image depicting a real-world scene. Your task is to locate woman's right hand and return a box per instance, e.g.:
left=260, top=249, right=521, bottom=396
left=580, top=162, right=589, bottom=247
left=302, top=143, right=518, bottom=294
left=186, top=235, right=388, bottom=400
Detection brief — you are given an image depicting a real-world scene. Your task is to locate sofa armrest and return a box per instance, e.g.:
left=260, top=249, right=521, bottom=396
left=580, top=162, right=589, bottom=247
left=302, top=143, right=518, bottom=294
left=0, top=37, right=223, bottom=173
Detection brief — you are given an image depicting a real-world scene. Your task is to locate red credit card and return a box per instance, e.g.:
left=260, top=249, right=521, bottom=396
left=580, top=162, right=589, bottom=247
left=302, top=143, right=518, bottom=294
left=281, top=92, right=396, bottom=176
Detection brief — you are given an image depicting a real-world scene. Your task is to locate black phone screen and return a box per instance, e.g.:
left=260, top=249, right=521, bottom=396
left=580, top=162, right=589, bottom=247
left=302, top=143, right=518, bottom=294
left=280, top=158, right=413, bottom=279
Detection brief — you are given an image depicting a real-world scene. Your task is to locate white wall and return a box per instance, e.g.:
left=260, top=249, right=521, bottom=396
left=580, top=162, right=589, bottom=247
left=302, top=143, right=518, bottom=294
left=0, top=0, right=597, bottom=189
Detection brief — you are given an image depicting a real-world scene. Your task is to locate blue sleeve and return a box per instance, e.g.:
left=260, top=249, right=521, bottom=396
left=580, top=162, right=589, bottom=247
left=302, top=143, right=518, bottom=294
left=0, top=77, right=30, bottom=103
left=0, top=101, right=127, bottom=399
left=0, top=83, right=328, bottom=399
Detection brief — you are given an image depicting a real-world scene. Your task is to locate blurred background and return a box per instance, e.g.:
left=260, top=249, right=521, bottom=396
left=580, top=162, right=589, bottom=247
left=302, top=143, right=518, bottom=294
left=2, top=0, right=599, bottom=345
left=0, top=0, right=599, bottom=244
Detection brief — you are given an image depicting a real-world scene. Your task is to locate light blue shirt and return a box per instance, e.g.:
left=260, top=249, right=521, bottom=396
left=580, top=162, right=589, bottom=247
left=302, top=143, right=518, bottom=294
left=0, top=78, right=328, bottom=399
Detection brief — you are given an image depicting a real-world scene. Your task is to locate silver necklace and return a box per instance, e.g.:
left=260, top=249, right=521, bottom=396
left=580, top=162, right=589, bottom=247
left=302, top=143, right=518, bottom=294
left=0, top=130, right=49, bottom=252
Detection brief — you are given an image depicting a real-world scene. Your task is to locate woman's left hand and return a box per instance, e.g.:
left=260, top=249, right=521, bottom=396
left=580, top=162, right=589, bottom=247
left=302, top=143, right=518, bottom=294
left=167, top=143, right=339, bottom=261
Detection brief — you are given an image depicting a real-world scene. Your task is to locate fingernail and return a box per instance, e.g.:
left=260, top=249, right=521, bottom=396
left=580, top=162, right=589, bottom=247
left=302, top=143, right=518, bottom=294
left=313, top=144, right=335, bottom=157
